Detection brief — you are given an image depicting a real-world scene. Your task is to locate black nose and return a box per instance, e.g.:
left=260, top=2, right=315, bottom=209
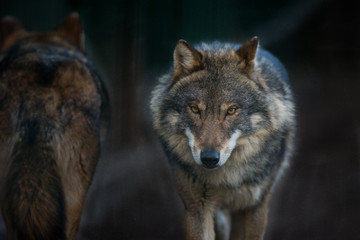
left=200, top=150, right=220, bottom=169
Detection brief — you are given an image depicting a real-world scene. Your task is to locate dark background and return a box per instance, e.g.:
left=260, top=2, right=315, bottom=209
left=1, top=0, right=360, bottom=239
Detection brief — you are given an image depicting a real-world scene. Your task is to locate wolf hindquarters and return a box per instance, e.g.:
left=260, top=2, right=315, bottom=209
left=151, top=37, right=295, bottom=240
left=0, top=13, right=109, bottom=239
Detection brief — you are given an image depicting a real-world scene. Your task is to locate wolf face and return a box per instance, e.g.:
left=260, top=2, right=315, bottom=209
left=152, top=37, right=286, bottom=170
left=174, top=70, right=268, bottom=170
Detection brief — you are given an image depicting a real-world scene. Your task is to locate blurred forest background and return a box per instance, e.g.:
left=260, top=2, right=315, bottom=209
left=1, top=0, right=360, bottom=239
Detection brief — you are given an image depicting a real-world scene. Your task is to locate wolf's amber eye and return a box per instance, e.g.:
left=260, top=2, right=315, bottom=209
left=227, top=108, right=236, bottom=115
left=190, top=105, right=199, bottom=113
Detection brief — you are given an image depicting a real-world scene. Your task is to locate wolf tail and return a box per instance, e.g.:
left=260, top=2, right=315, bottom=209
left=2, top=119, right=66, bottom=240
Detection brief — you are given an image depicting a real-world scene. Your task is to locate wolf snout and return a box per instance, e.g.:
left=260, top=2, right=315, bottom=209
left=200, top=150, right=220, bottom=169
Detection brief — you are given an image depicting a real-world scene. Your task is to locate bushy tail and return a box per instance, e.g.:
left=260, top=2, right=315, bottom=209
left=2, top=141, right=66, bottom=240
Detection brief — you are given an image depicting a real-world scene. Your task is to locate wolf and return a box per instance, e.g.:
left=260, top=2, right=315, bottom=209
left=151, top=37, right=295, bottom=240
left=0, top=13, right=109, bottom=239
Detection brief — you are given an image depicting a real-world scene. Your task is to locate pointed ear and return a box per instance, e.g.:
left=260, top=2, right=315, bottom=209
left=0, top=16, right=26, bottom=52
left=56, top=12, right=84, bottom=49
left=173, top=40, right=204, bottom=80
left=236, top=36, right=259, bottom=74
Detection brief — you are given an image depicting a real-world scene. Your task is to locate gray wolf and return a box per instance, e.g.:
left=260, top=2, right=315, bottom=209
left=151, top=37, right=295, bottom=240
left=0, top=13, right=109, bottom=239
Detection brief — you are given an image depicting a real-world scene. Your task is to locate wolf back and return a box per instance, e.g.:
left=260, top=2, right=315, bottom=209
left=151, top=38, right=295, bottom=239
left=0, top=14, right=109, bottom=240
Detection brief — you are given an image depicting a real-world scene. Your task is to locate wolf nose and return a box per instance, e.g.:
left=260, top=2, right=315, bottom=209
left=200, top=150, right=220, bottom=169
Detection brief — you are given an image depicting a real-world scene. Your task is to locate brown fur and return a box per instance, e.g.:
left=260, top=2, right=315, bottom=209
left=0, top=17, right=27, bottom=52
left=173, top=39, right=204, bottom=81
left=0, top=13, right=109, bottom=240
left=235, top=37, right=258, bottom=74
left=175, top=168, right=273, bottom=240
left=151, top=38, right=295, bottom=240
left=229, top=194, right=270, bottom=240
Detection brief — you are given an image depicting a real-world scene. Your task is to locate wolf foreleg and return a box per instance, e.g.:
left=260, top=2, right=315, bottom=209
left=229, top=193, right=270, bottom=240
left=184, top=208, right=216, bottom=240
left=174, top=170, right=218, bottom=240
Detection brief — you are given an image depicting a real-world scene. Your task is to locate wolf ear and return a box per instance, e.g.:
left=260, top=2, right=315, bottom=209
left=236, top=36, right=259, bottom=74
left=0, top=16, right=26, bottom=52
left=173, top=40, right=204, bottom=80
left=56, top=12, right=84, bottom=49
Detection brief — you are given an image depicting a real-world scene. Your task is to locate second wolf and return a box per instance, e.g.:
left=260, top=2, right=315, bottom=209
left=0, top=13, right=109, bottom=239
left=151, top=37, right=295, bottom=240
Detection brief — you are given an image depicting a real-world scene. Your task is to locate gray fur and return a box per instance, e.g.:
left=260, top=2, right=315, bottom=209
left=151, top=38, right=295, bottom=240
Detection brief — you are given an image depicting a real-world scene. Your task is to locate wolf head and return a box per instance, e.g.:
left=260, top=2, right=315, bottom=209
left=0, top=12, right=84, bottom=53
left=151, top=37, right=289, bottom=170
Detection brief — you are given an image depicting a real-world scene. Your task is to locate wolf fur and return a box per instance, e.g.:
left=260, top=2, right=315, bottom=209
left=0, top=13, right=109, bottom=239
left=151, top=37, right=295, bottom=240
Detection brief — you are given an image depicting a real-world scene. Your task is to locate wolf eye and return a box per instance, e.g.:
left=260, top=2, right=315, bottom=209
left=190, top=105, right=199, bottom=114
left=227, top=107, right=237, bottom=115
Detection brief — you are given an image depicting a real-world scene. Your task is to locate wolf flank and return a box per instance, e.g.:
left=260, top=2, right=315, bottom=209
left=151, top=37, right=295, bottom=240
left=0, top=13, right=109, bottom=240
